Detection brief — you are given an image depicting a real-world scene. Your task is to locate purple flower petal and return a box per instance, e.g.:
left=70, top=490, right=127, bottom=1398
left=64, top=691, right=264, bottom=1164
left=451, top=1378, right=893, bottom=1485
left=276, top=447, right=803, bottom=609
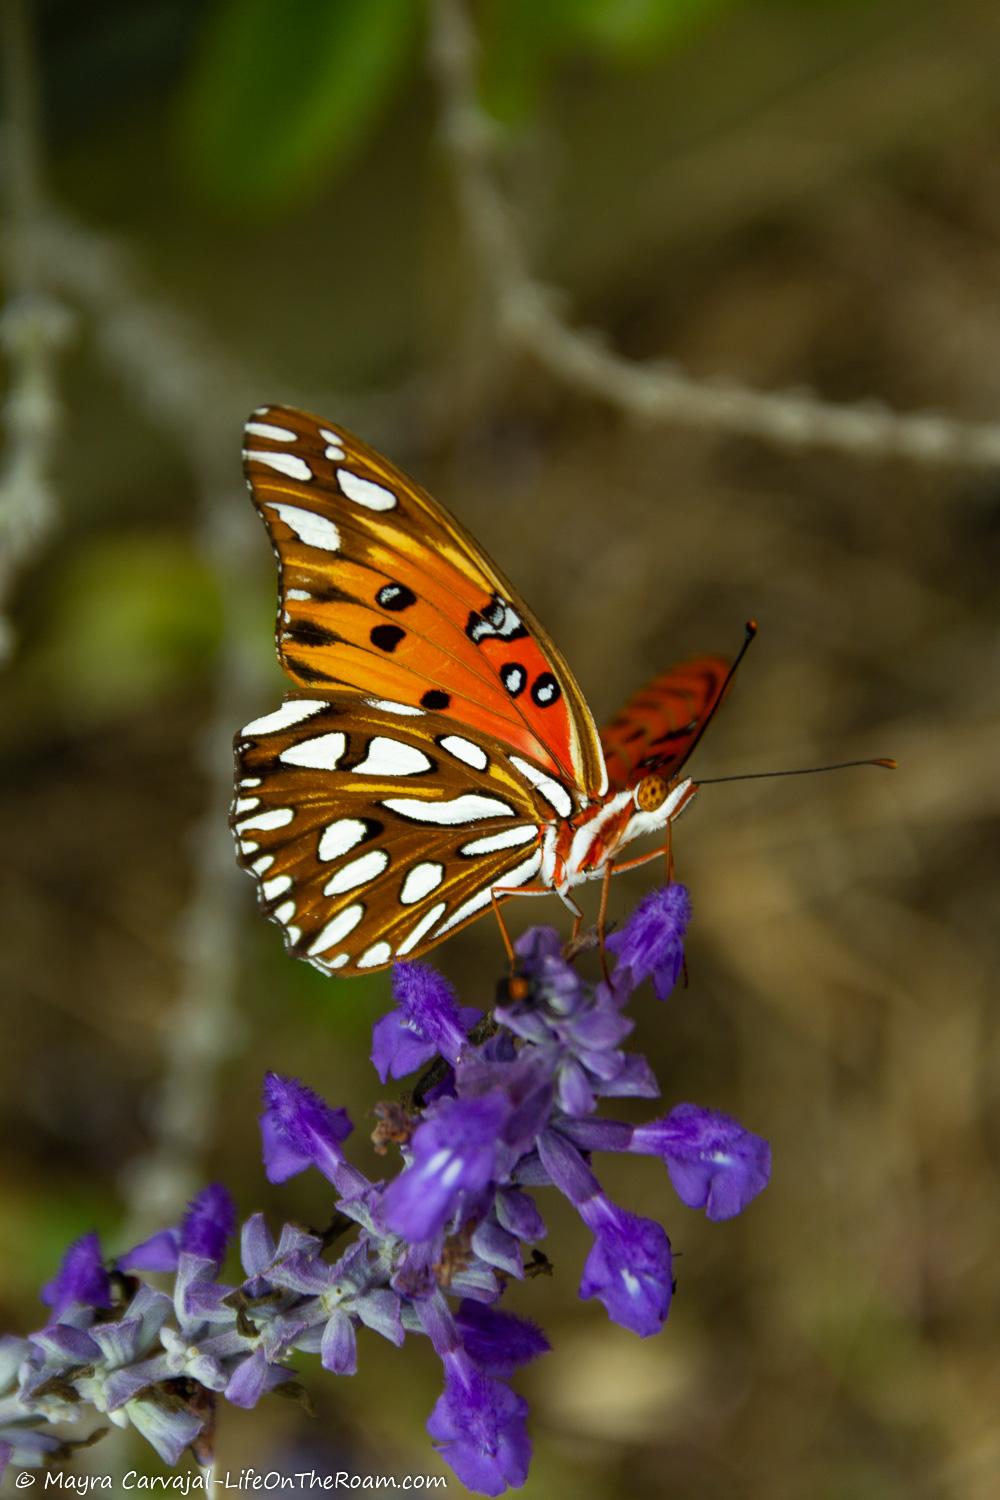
left=606, top=883, right=691, bottom=1001
left=372, top=962, right=479, bottom=1079
left=41, top=1232, right=112, bottom=1318
left=381, top=1093, right=510, bottom=1243
left=455, top=1300, right=550, bottom=1378
left=117, top=1229, right=180, bottom=1274
left=180, top=1184, right=236, bottom=1267
left=225, top=1348, right=269, bottom=1408
left=260, top=1073, right=353, bottom=1187
left=494, top=1188, right=546, bottom=1243
left=127, top=1395, right=204, bottom=1463
left=631, top=1103, right=771, bottom=1220
left=578, top=1197, right=672, bottom=1337
left=240, top=1213, right=276, bottom=1279
left=354, top=1290, right=405, bottom=1347
left=320, top=1310, right=357, bottom=1375
left=427, top=1354, right=531, bottom=1496
left=471, top=1220, right=522, bottom=1278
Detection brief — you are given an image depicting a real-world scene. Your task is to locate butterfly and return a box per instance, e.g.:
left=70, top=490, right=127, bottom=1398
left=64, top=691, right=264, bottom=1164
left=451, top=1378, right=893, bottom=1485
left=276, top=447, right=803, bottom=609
left=232, top=406, right=738, bottom=975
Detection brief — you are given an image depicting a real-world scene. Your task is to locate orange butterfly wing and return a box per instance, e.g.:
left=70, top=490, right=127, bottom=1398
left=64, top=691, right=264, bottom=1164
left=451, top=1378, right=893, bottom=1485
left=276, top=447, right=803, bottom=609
left=601, top=655, right=732, bottom=790
left=242, top=406, right=607, bottom=799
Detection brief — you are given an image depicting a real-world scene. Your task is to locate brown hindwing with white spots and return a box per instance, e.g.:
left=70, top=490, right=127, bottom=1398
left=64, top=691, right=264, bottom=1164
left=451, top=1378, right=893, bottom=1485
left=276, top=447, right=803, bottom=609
left=232, top=694, right=569, bottom=974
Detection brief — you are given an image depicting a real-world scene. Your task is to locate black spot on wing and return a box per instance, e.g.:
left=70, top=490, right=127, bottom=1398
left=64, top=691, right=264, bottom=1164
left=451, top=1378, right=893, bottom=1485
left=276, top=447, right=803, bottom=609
left=371, top=624, right=405, bottom=652
left=421, top=689, right=450, bottom=710
left=530, top=672, right=561, bottom=708
left=377, top=583, right=417, bottom=612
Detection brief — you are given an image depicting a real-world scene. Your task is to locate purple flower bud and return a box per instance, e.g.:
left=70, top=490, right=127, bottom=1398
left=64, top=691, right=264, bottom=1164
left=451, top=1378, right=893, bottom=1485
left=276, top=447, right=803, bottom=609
left=260, top=1073, right=354, bottom=1188
left=371, top=963, right=481, bottom=1082
left=630, top=1103, right=771, bottom=1220
left=577, top=1196, right=673, bottom=1338
left=455, top=1300, right=550, bottom=1378
left=381, top=1092, right=510, bottom=1243
left=427, top=1352, right=531, bottom=1495
left=180, top=1184, right=236, bottom=1266
left=606, top=883, right=691, bottom=1001
left=40, top=1232, right=112, bottom=1319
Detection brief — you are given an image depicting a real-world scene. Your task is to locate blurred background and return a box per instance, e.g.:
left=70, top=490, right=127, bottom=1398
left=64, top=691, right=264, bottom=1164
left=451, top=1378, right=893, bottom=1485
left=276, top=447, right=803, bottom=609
left=2, top=0, right=999, bottom=1496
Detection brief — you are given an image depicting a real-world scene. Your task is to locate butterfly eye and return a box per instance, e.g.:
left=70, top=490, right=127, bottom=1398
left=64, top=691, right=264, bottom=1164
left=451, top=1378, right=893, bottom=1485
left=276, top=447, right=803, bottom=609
left=635, top=774, right=669, bottom=813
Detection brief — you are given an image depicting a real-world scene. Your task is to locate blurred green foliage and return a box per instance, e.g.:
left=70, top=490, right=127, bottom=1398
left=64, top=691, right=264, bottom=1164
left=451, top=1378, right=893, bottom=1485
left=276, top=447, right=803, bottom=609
left=177, top=0, right=422, bottom=211
left=31, top=535, right=223, bottom=721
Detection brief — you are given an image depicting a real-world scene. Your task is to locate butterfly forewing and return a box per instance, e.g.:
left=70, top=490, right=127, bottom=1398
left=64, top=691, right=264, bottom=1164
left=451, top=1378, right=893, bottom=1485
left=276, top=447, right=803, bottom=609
left=601, top=655, right=731, bottom=790
left=243, top=406, right=607, bottom=798
left=232, top=695, right=568, bottom=974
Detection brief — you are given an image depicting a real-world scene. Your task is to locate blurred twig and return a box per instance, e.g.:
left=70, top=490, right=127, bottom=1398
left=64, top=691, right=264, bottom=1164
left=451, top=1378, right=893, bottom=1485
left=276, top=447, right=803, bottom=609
left=429, top=0, right=1000, bottom=469
left=10, top=201, right=268, bottom=1233
left=0, top=0, right=72, bottom=663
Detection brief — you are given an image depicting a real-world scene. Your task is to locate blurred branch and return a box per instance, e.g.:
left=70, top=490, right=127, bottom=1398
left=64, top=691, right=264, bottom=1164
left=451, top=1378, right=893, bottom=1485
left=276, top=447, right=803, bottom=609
left=0, top=0, right=72, bottom=662
left=28, top=216, right=273, bottom=1237
left=429, top=0, right=1000, bottom=469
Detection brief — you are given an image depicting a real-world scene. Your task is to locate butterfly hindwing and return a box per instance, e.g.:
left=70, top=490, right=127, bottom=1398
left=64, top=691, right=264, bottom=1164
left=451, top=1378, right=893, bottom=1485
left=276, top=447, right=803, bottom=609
left=232, top=695, right=572, bottom=974
left=243, top=407, right=607, bottom=798
left=601, top=655, right=731, bottom=790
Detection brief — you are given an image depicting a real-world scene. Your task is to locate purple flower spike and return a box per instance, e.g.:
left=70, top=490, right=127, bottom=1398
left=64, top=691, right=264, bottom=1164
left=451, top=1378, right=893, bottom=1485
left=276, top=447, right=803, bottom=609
left=427, top=1352, right=531, bottom=1496
left=117, top=1230, right=179, bottom=1274
left=371, top=961, right=481, bottom=1081
left=577, top=1197, right=672, bottom=1337
left=41, top=1232, right=112, bottom=1319
left=180, top=1183, right=236, bottom=1266
left=606, top=883, right=691, bottom=1001
left=381, top=1093, right=510, bottom=1243
left=260, top=1073, right=354, bottom=1188
left=631, top=1103, right=771, bottom=1220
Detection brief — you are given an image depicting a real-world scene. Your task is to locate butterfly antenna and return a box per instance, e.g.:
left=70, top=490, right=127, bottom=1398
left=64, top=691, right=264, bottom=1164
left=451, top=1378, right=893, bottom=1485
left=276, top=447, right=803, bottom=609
left=698, top=757, right=896, bottom=786
left=677, top=618, right=758, bottom=774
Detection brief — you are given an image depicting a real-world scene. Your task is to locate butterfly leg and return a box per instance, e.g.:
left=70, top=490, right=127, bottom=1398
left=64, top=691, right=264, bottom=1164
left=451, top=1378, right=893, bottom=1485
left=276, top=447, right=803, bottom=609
left=597, top=861, right=613, bottom=982
left=490, top=883, right=554, bottom=974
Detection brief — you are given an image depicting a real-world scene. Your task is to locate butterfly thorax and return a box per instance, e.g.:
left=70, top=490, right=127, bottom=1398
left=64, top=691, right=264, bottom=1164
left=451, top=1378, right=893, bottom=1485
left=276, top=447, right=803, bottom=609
left=545, top=776, right=697, bottom=895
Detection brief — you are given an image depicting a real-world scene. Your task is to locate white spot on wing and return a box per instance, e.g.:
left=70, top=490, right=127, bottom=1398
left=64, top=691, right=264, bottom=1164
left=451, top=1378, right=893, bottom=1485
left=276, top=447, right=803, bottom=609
left=396, top=900, right=448, bottom=956
left=251, top=855, right=274, bottom=875
left=245, top=421, right=296, bottom=442
left=320, top=428, right=345, bottom=461
left=508, top=755, right=574, bottom=819
left=352, top=737, right=432, bottom=776
left=236, top=806, right=294, bottom=833
left=242, top=700, right=326, bottom=736
left=239, top=839, right=259, bottom=854
left=439, top=735, right=488, bottom=771
left=286, top=588, right=312, bottom=602
left=328, top=953, right=349, bottom=970
left=265, top=502, right=339, bottom=551
left=274, top=900, right=296, bottom=925
left=460, top=825, right=538, bottom=856
left=234, top=797, right=259, bottom=814
left=262, top=874, right=293, bottom=901
left=323, top=849, right=389, bottom=896
left=246, top=450, right=312, bottom=482
left=357, top=941, right=392, bottom=969
left=383, top=793, right=516, bottom=825
left=279, top=732, right=347, bottom=771
left=365, top=698, right=425, bottom=716
left=400, top=862, right=444, bottom=905
left=318, top=818, right=369, bottom=862
left=286, top=925, right=301, bottom=945
left=308, top=903, right=365, bottom=956
left=240, top=777, right=262, bottom=789
left=337, top=469, right=396, bottom=511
